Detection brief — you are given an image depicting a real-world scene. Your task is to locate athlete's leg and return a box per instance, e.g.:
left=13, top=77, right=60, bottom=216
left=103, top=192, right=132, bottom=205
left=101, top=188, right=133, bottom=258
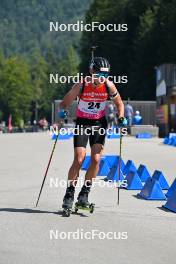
left=76, top=144, right=104, bottom=206
left=66, top=124, right=89, bottom=186
left=62, top=133, right=88, bottom=209
left=85, top=118, right=107, bottom=182
left=67, top=147, right=86, bottom=186
left=85, top=143, right=104, bottom=182
left=76, top=119, right=107, bottom=206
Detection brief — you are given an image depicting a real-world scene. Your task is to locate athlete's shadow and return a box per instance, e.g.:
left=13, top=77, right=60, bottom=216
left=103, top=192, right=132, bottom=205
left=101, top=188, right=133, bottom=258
left=0, top=208, right=88, bottom=217
left=0, top=207, right=60, bottom=215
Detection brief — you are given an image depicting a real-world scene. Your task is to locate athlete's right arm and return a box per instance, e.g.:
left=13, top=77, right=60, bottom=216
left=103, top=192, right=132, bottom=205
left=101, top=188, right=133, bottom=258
left=59, top=83, right=82, bottom=110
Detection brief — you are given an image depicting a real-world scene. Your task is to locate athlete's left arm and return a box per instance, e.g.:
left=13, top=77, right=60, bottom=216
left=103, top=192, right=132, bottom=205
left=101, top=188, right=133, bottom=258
left=106, top=79, right=124, bottom=117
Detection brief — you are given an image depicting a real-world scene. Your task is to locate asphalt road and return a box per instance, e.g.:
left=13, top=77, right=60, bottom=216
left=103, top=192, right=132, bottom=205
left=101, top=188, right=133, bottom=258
left=0, top=132, right=175, bottom=264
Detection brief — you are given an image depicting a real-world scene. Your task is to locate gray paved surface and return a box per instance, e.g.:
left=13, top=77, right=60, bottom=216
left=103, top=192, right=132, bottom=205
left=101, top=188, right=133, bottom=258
left=0, top=132, right=176, bottom=264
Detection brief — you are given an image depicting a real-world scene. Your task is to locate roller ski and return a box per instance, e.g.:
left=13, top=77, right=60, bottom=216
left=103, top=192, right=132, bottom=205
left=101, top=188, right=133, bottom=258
left=75, top=185, right=95, bottom=214
left=62, top=186, right=75, bottom=217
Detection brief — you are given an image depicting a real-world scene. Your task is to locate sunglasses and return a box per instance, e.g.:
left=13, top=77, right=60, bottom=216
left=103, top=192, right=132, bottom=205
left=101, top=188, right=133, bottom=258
left=96, top=72, right=109, bottom=78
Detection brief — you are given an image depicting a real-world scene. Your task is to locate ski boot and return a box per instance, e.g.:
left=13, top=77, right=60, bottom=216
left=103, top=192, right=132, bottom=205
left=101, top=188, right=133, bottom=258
left=62, top=185, right=75, bottom=217
left=75, top=185, right=95, bottom=214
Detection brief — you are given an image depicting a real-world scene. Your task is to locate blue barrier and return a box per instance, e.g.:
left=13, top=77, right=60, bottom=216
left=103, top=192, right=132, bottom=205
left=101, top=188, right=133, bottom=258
left=137, top=178, right=166, bottom=200
left=105, top=155, right=125, bottom=170
left=168, top=138, right=173, bottom=145
left=59, top=134, right=71, bottom=140
left=152, top=170, right=169, bottom=190
left=52, top=133, right=71, bottom=140
left=125, top=171, right=143, bottom=190
left=163, top=135, right=176, bottom=147
left=82, top=155, right=125, bottom=172
left=81, top=156, right=91, bottom=170
left=97, top=159, right=110, bottom=176
left=163, top=137, right=169, bottom=144
left=82, top=156, right=111, bottom=175
left=166, top=178, right=176, bottom=198
left=105, top=166, right=124, bottom=181
left=163, top=189, right=176, bottom=213
left=136, top=133, right=152, bottom=139
left=123, top=160, right=137, bottom=175
left=107, top=134, right=120, bottom=139
left=137, top=164, right=151, bottom=182
left=104, top=155, right=118, bottom=168
left=171, top=137, right=176, bottom=146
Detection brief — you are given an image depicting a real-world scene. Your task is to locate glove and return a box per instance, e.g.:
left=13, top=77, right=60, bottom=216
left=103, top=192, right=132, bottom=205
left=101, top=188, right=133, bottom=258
left=118, top=117, right=128, bottom=127
left=58, top=109, right=68, bottom=119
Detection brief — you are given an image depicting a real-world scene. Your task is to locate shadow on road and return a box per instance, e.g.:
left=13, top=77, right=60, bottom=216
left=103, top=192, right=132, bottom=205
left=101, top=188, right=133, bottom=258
left=132, top=194, right=144, bottom=200
left=157, top=206, right=175, bottom=214
left=0, top=207, right=59, bottom=214
left=0, top=208, right=88, bottom=217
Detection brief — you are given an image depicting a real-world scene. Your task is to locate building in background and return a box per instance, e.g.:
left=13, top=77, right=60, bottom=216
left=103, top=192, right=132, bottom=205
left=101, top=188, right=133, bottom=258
left=156, top=64, right=176, bottom=137
left=52, top=100, right=156, bottom=127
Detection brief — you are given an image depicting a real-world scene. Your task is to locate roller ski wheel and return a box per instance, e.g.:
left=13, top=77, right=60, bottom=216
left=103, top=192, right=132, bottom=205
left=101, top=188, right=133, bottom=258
left=62, top=208, right=72, bottom=217
left=62, top=186, right=75, bottom=217
left=74, top=202, right=95, bottom=214
left=90, top=203, right=95, bottom=214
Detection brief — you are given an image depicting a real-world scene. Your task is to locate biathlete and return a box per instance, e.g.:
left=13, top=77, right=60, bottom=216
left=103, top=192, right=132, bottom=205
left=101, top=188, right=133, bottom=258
left=58, top=57, right=127, bottom=215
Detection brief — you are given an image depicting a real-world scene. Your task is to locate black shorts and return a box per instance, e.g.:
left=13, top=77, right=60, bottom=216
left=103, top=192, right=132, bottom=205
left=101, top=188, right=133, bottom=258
left=74, top=117, right=108, bottom=148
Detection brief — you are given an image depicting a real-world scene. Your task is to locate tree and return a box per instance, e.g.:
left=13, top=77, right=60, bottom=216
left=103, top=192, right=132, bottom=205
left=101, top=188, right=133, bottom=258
left=53, top=45, right=79, bottom=99
left=0, top=56, right=33, bottom=124
left=80, top=0, right=176, bottom=100
left=30, top=49, right=48, bottom=121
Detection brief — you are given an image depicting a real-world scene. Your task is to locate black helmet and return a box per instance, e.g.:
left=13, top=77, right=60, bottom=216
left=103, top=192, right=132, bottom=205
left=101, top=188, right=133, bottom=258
left=89, top=57, right=110, bottom=73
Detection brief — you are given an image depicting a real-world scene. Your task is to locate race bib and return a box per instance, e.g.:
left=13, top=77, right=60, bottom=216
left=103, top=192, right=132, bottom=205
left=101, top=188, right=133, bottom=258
left=77, top=99, right=106, bottom=119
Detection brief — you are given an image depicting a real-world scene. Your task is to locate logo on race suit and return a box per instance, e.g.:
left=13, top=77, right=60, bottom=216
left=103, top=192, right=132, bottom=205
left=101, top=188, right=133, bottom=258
left=82, top=92, right=107, bottom=98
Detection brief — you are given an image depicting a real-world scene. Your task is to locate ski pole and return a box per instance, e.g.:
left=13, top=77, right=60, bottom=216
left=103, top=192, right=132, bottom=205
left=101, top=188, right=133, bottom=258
left=35, top=124, right=61, bottom=207
left=91, top=45, right=98, bottom=59
left=117, top=128, right=123, bottom=205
